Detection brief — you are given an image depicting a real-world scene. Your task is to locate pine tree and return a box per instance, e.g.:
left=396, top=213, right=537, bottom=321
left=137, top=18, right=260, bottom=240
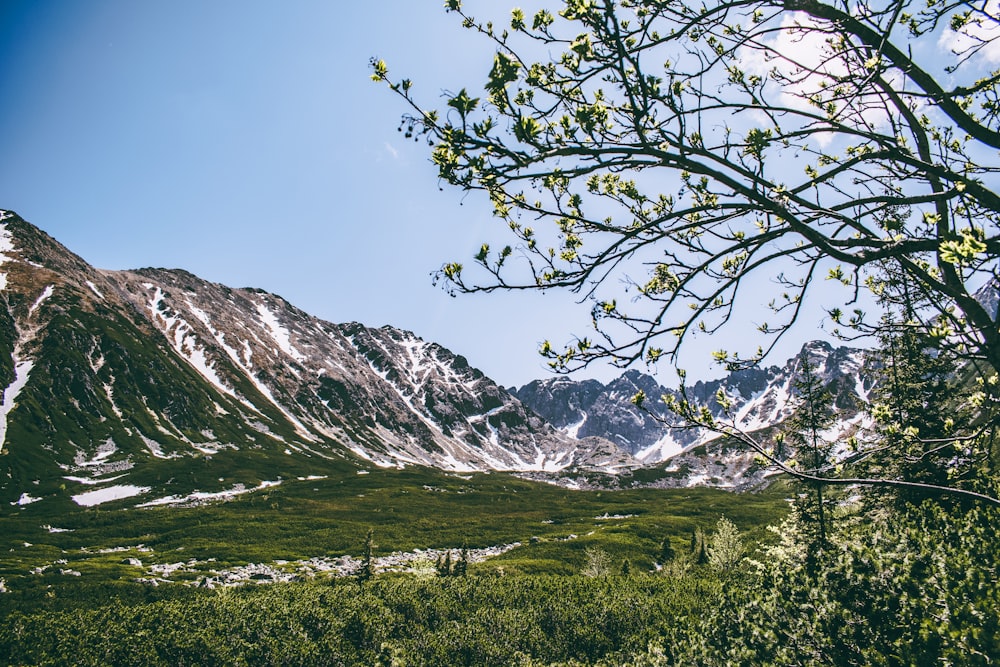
left=856, top=268, right=1000, bottom=504
left=783, top=354, right=837, bottom=555
left=707, top=516, right=745, bottom=572
left=357, top=528, right=375, bottom=584
left=866, top=313, right=970, bottom=504
left=658, top=537, right=675, bottom=564
left=454, top=543, right=469, bottom=577
left=581, top=547, right=613, bottom=577
left=690, top=528, right=709, bottom=566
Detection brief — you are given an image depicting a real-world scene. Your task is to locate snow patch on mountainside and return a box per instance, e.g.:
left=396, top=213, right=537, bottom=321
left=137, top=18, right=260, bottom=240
left=163, top=295, right=318, bottom=442
left=855, top=375, right=871, bottom=402
left=256, top=302, right=305, bottom=362
left=140, top=434, right=173, bottom=459
left=142, top=283, right=322, bottom=443
left=29, top=285, right=54, bottom=314
left=146, top=286, right=238, bottom=399
left=103, top=382, right=123, bottom=419
left=245, top=378, right=317, bottom=442
left=63, top=474, right=128, bottom=486
left=434, top=451, right=480, bottom=473
left=13, top=492, right=41, bottom=506
left=72, top=484, right=151, bottom=507
left=185, top=343, right=235, bottom=398
left=0, top=358, right=33, bottom=454
left=348, top=334, right=446, bottom=437
left=533, top=446, right=574, bottom=472
left=398, top=336, right=479, bottom=392
left=733, top=380, right=793, bottom=432
left=398, top=337, right=434, bottom=385
left=0, top=221, right=14, bottom=291
left=85, top=280, right=104, bottom=300
left=137, top=480, right=282, bottom=507
left=636, top=432, right=691, bottom=462
left=564, top=416, right=587, bottom=439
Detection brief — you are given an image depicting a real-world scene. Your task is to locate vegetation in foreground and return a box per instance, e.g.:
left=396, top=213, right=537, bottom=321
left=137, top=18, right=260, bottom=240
left=0, top=474, right=785, bottom=665
left=1, top=497, right=997, bottom=665
left=1, top=575, right=710, bottom=666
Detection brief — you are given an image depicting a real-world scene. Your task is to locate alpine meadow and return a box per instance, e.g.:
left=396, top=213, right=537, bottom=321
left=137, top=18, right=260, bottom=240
left=2, top=0, right=1000, bottom=665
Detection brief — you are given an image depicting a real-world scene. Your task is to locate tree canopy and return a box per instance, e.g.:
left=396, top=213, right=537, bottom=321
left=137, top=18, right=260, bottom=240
left=374, top=0, right=1000, bottom=381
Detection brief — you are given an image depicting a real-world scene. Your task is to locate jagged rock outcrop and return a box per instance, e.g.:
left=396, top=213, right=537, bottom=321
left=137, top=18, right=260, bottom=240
left=515, top=340, right=875, bottom=487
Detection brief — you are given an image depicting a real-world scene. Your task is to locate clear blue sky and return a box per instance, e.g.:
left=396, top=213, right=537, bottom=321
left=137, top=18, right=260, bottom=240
left=0, top=0, right=837, bottom=387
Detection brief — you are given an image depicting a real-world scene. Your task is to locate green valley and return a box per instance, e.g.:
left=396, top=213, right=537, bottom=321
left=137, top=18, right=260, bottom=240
left=0, top=466, right=788, bottom=609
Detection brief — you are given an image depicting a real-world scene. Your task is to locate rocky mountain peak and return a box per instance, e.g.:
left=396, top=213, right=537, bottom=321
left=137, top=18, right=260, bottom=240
left=514, top=338, right=876, bottom=487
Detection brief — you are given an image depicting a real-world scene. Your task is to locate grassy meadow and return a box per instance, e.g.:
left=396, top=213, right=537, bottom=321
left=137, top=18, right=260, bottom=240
left=0, top=465, right=788, bottom=611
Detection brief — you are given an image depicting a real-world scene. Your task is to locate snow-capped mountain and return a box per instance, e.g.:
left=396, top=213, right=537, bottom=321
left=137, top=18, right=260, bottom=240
left=514, top=341, right=875, bottom=487
left=0, top=211, right=631, bottom=508
left=0, top=208, right=885, bottom=503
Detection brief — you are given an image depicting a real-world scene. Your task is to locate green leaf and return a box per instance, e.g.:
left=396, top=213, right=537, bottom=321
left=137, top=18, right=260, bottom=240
left=369, top=58, right=388, bottom=82
left=532, top=9, right=554, bottom=30
left=447, top=88, right=480, bottom=117
left=513, top=115, right=542, bottom=143
left=487, top=53, right=520, bottom=93
left=511, top=8, right=526, bottom=31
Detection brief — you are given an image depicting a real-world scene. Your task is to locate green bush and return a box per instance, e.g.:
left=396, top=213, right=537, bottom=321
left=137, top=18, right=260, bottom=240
left=0, top=576, right=719, bottom=666
left=675, top=502, right=1000, bottom=665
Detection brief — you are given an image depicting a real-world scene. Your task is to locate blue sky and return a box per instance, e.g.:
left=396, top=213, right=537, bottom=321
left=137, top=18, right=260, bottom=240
left=0, top=1, right=841, bottom=387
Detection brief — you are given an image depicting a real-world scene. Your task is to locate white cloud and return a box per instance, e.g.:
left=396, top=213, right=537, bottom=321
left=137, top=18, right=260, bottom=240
left=938, top=0, right=1000, bottom=63
left=383, top=142, right=399, bottom=160
left=742, top=13, right=849, bottom=109
left=739, top=11, right=902, bottom=145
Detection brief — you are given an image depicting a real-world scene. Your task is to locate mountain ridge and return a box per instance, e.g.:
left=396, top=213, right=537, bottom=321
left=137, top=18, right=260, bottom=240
left=513, top=339, right=874, bottom=488
left=1, top=209, right=877, bottom=505
left=0, top=210, right=632, bottom=509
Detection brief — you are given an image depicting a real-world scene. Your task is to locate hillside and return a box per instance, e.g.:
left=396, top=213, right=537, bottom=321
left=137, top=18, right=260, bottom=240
left=0, top=210, right=629, bottom=510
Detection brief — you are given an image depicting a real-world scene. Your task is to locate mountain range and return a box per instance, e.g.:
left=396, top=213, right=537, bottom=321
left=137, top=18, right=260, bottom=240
left=514, top=342, right=872, bottom=488
left=0, top=210, right=874, bottom=508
